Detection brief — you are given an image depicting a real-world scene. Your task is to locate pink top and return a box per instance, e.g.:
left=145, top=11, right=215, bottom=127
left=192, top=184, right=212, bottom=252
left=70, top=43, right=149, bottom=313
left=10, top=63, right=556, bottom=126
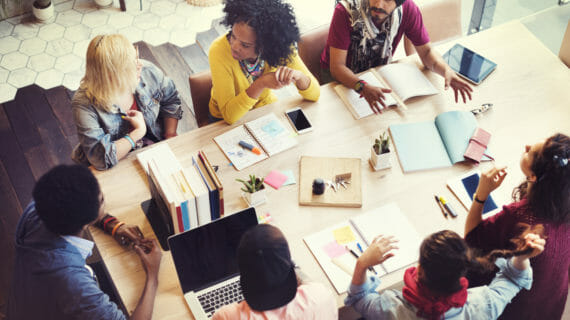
left=212, top=283, right=338, bottom=320
left=320, top=0, right=430, bottom=69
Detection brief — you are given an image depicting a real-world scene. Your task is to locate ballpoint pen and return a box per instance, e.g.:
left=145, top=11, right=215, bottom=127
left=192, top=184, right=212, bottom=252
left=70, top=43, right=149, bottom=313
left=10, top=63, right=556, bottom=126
left=346, top=246, right=377, bottom=275
left=356, top=242, right=364, bottom=253
left=238, top=140, right=261, bottom=155
left=434, top=195, right=448, bottom=218
left=438, top=196, right=458, bottom=218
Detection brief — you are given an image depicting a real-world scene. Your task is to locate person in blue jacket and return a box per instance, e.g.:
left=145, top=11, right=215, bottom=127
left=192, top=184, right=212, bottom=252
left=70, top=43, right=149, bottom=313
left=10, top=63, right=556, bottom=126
left=8, top=165, right=162, bottom=319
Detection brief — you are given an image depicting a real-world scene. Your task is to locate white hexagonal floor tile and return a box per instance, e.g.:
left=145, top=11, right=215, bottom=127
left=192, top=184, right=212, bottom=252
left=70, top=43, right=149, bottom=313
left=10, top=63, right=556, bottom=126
left=73, top=39, right=91, bottom=57
left=0, top=83, right=17, bottom=104
left=118, top=26, right=144, bottom=43
left=108, top=12, right=134, bottom=29
left=54, top=0, right=75, bottom=13
left=38, top=23, right=66, bottom=41
left=55, top=9, right=84, bottom=27
left=159, top=14, right=187, bottom=31
left=169, top=29, right=196, bottom=48
left=62, top=69, right=83, bottom=90
left=175, top=2, right=196, bottom=18
left=125, top=0, right=151, bottom=15
left=45, top=38, right=74, bottom=57
left=168, top=0, right=185, bottom=4
left=132, top=13, right=160, bottom=30
left=1, top=52, right=29, bottom=71
left=7, top=68, right=37, bottom=88
left=0, top=36, right=21, bottom=55
left=28, top=53, right=56, bottom=72
left=36, top=69, right=65, bottom=89
left=64, top=24, right=92, bottom=42
left=90, top=25, right=117, bottom=38
left=0, top=20, right=15, bottom=38
left=82, top=10, right=110, bottom=28
left=12, top=23, right=40, bottom=40
left=0, top=67, right=9, bottom=83
left=143, top=28, right=170, bottom=46
left=20, top=38, right=47, bottom=56
left=55, top=53, right=83, bottom=73
left=150, top=0, right=175, bottom=17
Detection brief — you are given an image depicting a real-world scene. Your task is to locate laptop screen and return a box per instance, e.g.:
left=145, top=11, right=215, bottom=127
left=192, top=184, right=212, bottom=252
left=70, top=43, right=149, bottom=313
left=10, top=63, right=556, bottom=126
left=168, top=207, right=258, bottom=293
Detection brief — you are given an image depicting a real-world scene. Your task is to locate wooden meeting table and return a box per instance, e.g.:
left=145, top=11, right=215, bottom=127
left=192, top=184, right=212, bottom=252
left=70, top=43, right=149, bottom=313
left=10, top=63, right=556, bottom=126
left=89, top=21, right=570, bottom=319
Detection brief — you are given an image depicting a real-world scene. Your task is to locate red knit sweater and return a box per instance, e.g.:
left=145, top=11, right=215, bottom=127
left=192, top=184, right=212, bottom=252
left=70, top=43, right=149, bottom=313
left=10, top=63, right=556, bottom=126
left=465, top=199, right=570, bottom=320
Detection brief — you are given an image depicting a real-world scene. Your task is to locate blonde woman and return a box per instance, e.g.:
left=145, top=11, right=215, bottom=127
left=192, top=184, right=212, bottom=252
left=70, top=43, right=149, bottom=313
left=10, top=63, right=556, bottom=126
left=72, top=34, right=182, bottom=170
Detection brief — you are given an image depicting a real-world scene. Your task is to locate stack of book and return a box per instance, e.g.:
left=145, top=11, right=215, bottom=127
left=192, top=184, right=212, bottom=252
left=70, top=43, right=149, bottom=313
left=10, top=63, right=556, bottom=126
left=137, top=144, right=224, bottom=235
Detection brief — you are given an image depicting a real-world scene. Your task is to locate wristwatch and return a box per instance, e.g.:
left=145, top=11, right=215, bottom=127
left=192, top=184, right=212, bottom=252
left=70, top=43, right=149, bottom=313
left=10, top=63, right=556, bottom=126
left=473, top=193, right=486, bottom=204
left=354, top=80, right=367, bottom=93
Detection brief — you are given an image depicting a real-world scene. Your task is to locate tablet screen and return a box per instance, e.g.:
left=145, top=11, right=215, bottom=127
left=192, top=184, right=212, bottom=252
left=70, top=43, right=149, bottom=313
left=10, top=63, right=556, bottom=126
left=443, top=44, right=497, bottom=84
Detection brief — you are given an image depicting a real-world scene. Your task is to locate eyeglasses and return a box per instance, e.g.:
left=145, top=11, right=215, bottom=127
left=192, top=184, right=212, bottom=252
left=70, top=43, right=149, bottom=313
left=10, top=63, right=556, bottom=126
left=470, top=103, right=492, bottom=115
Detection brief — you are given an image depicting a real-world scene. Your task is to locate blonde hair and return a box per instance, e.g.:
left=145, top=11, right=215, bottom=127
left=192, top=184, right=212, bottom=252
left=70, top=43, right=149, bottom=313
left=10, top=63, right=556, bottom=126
left=80, top=34, right=138, bottom=112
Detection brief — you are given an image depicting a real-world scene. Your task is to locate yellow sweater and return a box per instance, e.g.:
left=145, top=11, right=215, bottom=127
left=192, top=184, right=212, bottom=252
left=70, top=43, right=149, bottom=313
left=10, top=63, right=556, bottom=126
left=208, top=34, right=320, bottom=124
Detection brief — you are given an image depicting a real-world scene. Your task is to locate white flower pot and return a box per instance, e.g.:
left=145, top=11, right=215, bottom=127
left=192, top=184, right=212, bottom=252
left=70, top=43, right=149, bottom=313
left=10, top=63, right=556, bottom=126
left=243, top=188, right=266, bottom=206
left=370, top=148, right=391, bottom=170
left=94, top=0, right=113, bottom=8
left=32, top=1, right=54, bottom=22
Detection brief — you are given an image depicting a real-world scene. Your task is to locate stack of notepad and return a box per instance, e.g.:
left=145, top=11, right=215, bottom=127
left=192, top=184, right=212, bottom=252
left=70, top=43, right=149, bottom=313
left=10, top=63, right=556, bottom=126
left=137, top=144, right=224, bottom=235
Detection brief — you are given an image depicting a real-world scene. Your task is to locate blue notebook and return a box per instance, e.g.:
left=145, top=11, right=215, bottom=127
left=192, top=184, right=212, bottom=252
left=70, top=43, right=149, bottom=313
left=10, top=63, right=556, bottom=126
left=447, top=171, right=502, bottom=217
left=390, top=111, right=489, bottom=172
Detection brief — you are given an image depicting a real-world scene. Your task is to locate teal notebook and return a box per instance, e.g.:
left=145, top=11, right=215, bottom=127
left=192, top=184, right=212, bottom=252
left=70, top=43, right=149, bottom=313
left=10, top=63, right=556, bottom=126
left=390, top=111, right=487, bottom=172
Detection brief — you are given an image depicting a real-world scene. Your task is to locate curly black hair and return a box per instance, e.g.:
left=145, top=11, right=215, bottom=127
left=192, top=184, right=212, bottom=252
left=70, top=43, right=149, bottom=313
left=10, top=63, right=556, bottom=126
left=222, top=0, right=300, bottom=67
left=33, top=165, right=101, bottom=235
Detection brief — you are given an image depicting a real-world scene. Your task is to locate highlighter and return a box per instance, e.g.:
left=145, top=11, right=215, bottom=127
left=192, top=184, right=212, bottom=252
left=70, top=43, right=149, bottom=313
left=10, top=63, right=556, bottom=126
left=238, top=140, right=261, bottom=155
left=439, top=196, right=458, bottom=218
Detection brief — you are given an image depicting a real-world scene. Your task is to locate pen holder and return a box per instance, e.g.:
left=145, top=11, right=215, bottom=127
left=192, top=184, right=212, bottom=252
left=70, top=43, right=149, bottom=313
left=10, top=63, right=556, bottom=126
left=370, top=148, right=391, bottom=171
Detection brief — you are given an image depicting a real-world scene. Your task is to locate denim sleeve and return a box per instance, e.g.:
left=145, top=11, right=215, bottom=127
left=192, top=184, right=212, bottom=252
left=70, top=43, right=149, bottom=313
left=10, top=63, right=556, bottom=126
left=72, top=101, right=118, bottom=171
left=463, top=257, right=533, bottom=318
left=344, top=276, right=399, bottom=318
left=151, top=64, right=182, bottom=120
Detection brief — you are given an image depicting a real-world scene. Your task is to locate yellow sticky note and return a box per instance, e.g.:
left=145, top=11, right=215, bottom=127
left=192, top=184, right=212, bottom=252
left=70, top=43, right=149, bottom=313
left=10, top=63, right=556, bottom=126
left=332, top=226, right=355, bottom=244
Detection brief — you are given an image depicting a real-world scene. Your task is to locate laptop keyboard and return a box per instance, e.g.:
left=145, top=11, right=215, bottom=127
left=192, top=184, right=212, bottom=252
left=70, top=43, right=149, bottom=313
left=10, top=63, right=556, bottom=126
left=197, top=279, right=244, bottom=317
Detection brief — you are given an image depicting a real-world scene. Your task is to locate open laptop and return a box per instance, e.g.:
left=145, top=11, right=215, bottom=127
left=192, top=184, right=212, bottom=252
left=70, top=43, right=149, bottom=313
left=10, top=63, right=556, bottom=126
left=168, top=207, right=258, bottom=319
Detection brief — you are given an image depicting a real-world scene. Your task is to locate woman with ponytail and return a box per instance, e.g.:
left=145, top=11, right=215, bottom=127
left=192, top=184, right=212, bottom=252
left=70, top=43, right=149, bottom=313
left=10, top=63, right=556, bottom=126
left=345, top=230, right=544, bottom=319
left=465, top=133, right=570, bottom=319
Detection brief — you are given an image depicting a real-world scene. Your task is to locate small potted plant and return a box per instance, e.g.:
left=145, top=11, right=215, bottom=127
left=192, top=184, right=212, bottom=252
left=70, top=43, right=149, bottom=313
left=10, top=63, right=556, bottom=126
left=237, top=174, right=266, bottom=206
left=32, top=0, right=54, bottom=22
left=370, top=131, right=391, bottom=170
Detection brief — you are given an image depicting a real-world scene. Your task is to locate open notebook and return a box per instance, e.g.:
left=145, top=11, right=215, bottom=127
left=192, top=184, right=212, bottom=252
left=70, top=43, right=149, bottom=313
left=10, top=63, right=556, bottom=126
left=213, top=113, right=297, bottom=170
left=335, top=63, right=438, bottom=119
left=303, top=203, right=422, bottom=294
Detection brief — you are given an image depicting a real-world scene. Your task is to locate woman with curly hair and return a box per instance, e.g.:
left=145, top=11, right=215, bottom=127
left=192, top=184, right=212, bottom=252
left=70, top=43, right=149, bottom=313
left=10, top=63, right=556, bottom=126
left=465, top=133, right=570, bottom=319
left=208, top=0, right=320, bottom=124
left=72, top=34, right=183, bottom=170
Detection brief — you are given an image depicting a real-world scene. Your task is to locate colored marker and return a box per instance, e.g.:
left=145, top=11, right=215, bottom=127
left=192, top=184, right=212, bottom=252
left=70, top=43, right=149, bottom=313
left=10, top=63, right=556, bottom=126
left=356, top=242, right=364, bottom=253
left=434, top=195, right=448, bottom=218
left=345, top=246, right=377, bottom=275
left=439, top=196, right=458, bottom=218
left=239, top=140, right=261, bottom=155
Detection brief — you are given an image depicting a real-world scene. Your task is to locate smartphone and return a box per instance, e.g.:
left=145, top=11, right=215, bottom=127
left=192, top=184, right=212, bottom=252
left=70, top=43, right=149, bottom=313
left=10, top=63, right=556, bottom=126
left=442, top=44, right=497, bottom=85
left=285, top=107, right=313, bottom=134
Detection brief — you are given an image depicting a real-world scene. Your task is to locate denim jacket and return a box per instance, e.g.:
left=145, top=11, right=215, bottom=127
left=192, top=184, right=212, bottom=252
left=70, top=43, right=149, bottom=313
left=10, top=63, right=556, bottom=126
left=72, top=59, right=182, bottom=170
left=345, top=258, right=533, bottom=320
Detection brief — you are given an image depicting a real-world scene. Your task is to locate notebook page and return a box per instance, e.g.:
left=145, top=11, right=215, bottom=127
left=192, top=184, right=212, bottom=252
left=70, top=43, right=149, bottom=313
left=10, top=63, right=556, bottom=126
left=377, top=63, right=438, bottom=101
left=244, top=113, right=297, bottom=157
left=349, top=203, right=422, bottom=273
left=213, top=125, right=268, bottom=171
left=334, top=71, right=397, bottom=120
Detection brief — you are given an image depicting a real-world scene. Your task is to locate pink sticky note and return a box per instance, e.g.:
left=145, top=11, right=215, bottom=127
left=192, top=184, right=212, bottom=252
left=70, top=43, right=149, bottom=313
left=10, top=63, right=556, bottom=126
left=323, top=241, right=348, bottom=259
left=264, top=170, right=288, bottom=190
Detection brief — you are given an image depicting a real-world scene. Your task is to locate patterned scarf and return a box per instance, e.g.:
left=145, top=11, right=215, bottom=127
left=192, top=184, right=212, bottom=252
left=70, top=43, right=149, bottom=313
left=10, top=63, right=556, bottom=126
left=402, top=267, right=468, bottom=320
left=340, top=0, right=402, bottom=73
left=239, top=55, right=265, bottom=84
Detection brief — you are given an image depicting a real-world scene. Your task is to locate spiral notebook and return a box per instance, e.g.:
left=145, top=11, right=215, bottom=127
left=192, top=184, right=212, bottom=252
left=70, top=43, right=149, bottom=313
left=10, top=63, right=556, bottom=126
left=214, top=113, right=297, bottom=170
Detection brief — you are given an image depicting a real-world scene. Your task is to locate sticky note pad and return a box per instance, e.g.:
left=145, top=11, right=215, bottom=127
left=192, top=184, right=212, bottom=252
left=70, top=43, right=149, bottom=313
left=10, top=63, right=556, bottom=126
left=323, top=241, right=347, bottom=259
left=332, top=226, right=356, bottom=244
left=281, top=170, right=296, bottom=186
left=264, top=170, right=288, bottom=189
